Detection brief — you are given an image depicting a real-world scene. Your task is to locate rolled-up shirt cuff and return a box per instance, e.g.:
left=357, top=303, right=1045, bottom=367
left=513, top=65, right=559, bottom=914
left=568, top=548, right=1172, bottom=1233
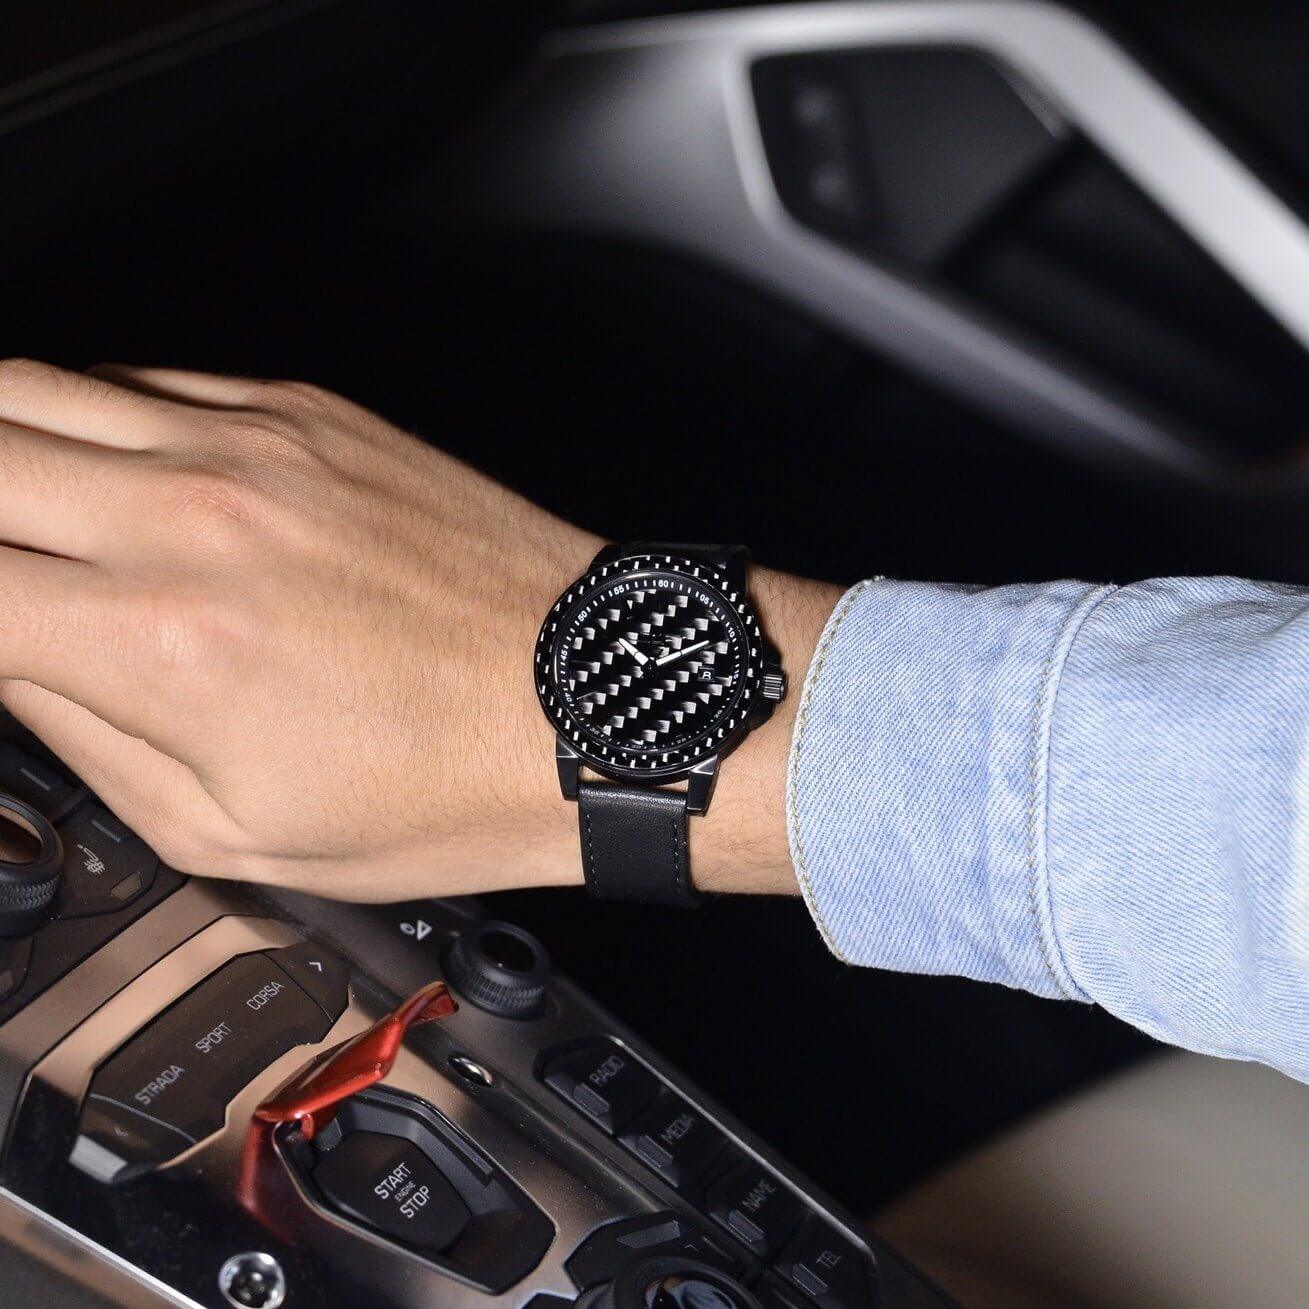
left=785, top=577, right=1112, bottom=999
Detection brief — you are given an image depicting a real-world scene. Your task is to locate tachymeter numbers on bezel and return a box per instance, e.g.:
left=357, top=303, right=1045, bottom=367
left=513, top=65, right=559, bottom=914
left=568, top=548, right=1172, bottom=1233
left=536, top=556, right=765, bottom=777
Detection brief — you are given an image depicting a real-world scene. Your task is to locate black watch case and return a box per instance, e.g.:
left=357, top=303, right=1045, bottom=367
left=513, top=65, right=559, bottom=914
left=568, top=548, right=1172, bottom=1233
left=535, top=552, right=784, bottom=811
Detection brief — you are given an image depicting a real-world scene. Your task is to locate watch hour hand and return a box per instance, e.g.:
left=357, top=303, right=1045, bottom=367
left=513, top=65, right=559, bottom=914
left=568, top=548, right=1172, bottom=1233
left=655, top=639, right=710, bottom=666
left=617, top=637, right=648, bottom=666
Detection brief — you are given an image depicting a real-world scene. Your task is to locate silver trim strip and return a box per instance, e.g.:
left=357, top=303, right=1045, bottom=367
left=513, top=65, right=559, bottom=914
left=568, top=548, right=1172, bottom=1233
left=0, top=1185, right=197, bottom=1308
left=554, top=2, right=1309, bottom=351
left=450, top=1, right=1309, bottom=479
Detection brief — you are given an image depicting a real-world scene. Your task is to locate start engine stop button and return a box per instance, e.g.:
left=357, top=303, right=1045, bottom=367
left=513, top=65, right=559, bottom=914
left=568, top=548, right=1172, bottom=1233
left=314, top=1130, right=470, bottom=1252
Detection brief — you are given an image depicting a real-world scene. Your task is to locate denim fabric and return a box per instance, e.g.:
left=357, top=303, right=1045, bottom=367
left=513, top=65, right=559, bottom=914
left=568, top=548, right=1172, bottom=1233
left=787, top=577, right=1309, bottom=1081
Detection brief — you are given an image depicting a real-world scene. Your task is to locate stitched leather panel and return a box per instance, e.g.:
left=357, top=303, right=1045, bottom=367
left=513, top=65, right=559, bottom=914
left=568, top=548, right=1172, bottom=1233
left=577, top=782, right=699, bottom=907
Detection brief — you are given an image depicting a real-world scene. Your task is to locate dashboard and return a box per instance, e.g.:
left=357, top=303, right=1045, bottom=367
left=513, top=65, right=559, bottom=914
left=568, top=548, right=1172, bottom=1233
left=0, top=718, right=954, bottom=1307
left=5, top=1, right=1309, bottom=1304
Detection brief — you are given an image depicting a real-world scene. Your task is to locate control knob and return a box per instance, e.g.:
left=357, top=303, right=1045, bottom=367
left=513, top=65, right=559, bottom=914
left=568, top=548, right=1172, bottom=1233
left=445, top=919, right=550, bottom=1018
left=0, top=792, right=63, bottom=935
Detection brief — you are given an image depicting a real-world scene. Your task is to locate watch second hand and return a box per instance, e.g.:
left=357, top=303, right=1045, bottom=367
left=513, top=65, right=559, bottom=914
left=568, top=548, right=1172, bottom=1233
left=655, top=639, right=709, bottom=666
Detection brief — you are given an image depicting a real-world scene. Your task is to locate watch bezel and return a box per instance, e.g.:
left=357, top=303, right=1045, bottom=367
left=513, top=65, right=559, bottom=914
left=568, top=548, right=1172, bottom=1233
left=535, top=553, right=769, bottom=784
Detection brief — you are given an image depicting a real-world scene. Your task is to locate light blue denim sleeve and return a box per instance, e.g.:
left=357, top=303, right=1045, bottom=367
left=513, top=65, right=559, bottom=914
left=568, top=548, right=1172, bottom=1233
left=787, top=576, right=1309, bottom=1081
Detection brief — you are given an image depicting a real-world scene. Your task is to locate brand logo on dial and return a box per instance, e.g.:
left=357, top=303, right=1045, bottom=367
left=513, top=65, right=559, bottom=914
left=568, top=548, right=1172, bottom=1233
left=535, top=555, right=766, bottom=780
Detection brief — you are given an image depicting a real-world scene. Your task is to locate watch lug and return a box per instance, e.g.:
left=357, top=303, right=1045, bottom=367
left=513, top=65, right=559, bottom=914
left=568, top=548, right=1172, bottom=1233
left=591, top=542, right=625, bottom=567
left=555, top=737, right=581, bottom=800
left=685, top=756, right=720, bottom=815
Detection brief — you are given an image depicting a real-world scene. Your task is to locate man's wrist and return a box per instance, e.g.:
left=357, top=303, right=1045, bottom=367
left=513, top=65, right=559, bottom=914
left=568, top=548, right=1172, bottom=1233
left=506, top=552, right=840, bottom=898
left=690, top=567, right=841, bottom=895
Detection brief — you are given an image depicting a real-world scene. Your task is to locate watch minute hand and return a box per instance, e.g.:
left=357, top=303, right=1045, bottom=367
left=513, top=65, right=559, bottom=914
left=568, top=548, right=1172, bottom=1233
left=655, top=639, right=709, bottom=666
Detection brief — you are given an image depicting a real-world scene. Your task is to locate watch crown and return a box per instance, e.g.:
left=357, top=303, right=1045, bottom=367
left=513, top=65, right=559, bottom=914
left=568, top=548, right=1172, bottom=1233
left=762, top=670, right=787, bottom=702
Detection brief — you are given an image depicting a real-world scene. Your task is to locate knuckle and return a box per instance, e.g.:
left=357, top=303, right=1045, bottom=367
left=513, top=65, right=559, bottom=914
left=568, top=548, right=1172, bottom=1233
left=261, top=379, right=352, bottom=440
left=151, top=827, right=220, bottom=877
left=147, top=830, right=202, bottom=874
left=117, top=801, right=187, bottom=867
left=225, top=410, right=332, bottom=487
left=148, top=825, right=216, bottom=877
left=236, top=379, right=329, bottom=431
left=134, top=583, right=249, bottom=685
left=159, top=465, right=261, bottom=539
left=265, top=376, right=335, bottom=411
left=155, top=823, right=260, bottom=881
left=229, top=412, right=304, bottom=463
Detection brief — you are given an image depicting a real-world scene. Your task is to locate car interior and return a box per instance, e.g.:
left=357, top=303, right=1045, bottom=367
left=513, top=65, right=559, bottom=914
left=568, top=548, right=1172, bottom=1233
left=2, top=1, right=1308, bottom=1305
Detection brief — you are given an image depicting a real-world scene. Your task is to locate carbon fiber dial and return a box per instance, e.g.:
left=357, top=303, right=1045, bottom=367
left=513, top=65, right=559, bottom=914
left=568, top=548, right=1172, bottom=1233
left=536, top=554, right=767, bottom=780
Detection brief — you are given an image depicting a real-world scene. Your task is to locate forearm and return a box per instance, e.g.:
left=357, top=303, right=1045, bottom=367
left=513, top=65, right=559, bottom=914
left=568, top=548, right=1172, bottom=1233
left=12, top=359, right=1309, bottom=1082
left=790, top=575, right=1309, bottom=1081
left=690, top=567, right=842, bottom=894
left=0, top=357, right=837, bottom=905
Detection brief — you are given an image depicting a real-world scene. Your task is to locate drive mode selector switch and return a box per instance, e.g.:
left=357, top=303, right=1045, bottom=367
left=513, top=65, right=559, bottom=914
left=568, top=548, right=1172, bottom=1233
left=71, top=952, right=335, bottom=1183
left=0, top=792, right=63, bottom=935
left=445, top=919, right=550, bottom=1018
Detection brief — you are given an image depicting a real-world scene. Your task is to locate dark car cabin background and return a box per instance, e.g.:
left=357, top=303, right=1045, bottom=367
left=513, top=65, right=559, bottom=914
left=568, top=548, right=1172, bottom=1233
left=4, top=0, right=1309, bottom=1213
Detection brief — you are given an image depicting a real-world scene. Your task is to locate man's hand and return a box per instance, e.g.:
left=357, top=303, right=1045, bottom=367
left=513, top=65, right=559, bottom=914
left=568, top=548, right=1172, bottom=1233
left=0, top=362, right=833, bottom=899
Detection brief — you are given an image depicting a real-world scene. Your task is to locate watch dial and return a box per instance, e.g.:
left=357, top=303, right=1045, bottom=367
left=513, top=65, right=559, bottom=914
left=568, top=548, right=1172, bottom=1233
left=539, top=562, right=760, bottom=774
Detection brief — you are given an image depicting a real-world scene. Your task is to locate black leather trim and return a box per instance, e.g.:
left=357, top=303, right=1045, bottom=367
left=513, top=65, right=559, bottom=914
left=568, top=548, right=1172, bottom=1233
left=577, top=783, right=700, bottom=907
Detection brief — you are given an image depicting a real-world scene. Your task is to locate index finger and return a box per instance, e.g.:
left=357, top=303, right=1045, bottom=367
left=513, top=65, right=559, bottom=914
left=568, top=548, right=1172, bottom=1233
left=0, top=358, right=190, bottom=451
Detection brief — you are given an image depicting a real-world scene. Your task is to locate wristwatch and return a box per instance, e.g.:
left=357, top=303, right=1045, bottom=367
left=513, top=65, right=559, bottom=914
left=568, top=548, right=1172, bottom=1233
left=535, top=543, right=787, bottom=906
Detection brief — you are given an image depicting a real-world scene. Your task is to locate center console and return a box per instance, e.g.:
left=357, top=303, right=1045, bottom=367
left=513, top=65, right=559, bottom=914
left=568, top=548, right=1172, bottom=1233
left=0, top=721, right=957, bottom=1308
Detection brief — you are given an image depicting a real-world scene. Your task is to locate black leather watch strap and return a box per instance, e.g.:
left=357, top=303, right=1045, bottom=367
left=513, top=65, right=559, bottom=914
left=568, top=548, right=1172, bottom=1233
left=577, top=782, right=701, bottom=907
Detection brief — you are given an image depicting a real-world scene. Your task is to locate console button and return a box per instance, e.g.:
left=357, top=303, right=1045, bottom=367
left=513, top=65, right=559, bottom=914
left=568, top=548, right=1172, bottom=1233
left=705, top=1158, right=805, bottom=1259
left=619, top=1093, right=727, bottom=1193
left=0, top=742, right=79, bottom=819
left=543, top=1039, right=659, bottom=1135
left=0, top=936, right=32, bottom=1001
left=314, top=1130, right=470, bottom=1251
left=754, top=1271, right=820, bottom=1309
left=57, top=806, right=159, bottom=917
left=268, top=941, right=350, bottom=1022
left=775, top=1220, right=878, bottom=1309
left=81, top=952, right=331, bottom=1158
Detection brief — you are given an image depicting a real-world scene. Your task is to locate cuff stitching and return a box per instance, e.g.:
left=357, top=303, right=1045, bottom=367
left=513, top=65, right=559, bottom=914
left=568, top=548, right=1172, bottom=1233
left=1026, top=582, right=1118, bottom=1000
left=787, top=578, right=878, bottom=963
